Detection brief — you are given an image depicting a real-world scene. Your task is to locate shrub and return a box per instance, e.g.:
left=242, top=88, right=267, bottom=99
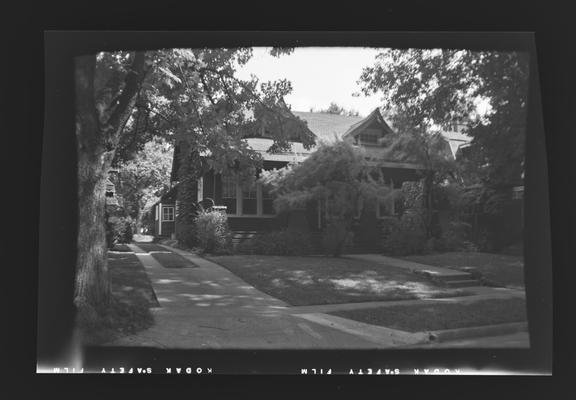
left=236, top=229, right=314, bottom=256
left=441, top=220, right=472, bottom=251
left=425, top=236, right=447, bottom=253
left=105, top=211, right=133, bottom=248
left=322, top=221, right=353, bottom=257
left=380, top=212, right=427, bottom=256
left=194, top=210, right=232, bottom=254
left=476, top=228, right=495, bottom=252
left=175, top=222, right=198, bottom=249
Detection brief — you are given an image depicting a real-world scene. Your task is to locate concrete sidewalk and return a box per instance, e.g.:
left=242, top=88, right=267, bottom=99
left=107, top=246, right=528, bottom=349
left=108, top=244, right=392, bottom=348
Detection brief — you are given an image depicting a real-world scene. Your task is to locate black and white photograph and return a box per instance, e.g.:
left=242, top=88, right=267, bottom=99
left=37, top=31, right=553, bottom=376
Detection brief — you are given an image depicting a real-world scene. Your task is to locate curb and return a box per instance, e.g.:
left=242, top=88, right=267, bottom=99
left=295, top=313, right=430, bottom=347
left=426, top=321, right=528, bottom=342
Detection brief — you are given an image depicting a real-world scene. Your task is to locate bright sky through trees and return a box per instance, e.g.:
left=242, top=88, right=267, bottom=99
left=236, top=47, right=491, bottom=119
left=235, top=47, right=383, bottom=117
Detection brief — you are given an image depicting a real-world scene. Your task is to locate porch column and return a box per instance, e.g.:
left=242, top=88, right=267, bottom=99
left=158, top=202, right=162, bottom=235
left=236, top=178, right=242, bottom=216
left=389, top=179, right=395, bottom=215
left=197, top=177, right=203, bottom=202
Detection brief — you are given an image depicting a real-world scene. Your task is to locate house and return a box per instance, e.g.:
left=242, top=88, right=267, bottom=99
left=152, top=108, right=456, bottom=250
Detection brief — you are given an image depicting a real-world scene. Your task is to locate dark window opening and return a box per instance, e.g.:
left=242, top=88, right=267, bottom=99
left=359, top=133, right=378, bottom=145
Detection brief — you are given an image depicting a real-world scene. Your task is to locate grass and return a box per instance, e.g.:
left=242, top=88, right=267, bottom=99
left=108, top=252, right=160, bottom=307
left=330, top=297, right=527, bottom=332
left=403, top=252, right=525, bottom=289
left=110, top=243, right=132, bottom=252
left=80, top=252, right=159, bottom=345
left=206, top=255, right=472, bottom=306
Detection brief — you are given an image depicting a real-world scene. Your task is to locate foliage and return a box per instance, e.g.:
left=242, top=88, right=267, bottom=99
left=440, top=220, right=473, bottom=251
left=359, top=49, right=529, bottom=247
left=105, top=206, right=133, bottom=247
left=236, top=229, right=314, bottom=256
left=194, top=210, right=232, bottom=254
left=359, top=48, right=529, bottom=187
left=380, top=212, right=427, bottom=256
left=147, top=48, right=318, bottom=247
left=116, top=138, right=173, bottom=231
left=260, top=140, right=395, bottom=256
left=399, top=181, right=423, bottom=210
left=77, top=296, right=154, bottom=345
left=322, top=221, right=354, bottom=257
left=313, top=102, right=360, bottom=116
left=74, top=47, right=316, bottom=324
left=175, top=222, right=198, bottom=249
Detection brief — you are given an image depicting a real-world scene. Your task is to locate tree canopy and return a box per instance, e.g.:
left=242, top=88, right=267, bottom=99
left=74, top=47, right=314, bottom=319
left=262, top=140, right=392, bottom=213
left=116, top=138, right=173, bottom=230
left=359, top=48, right=529, bottom=187
left=260, top=140, right=394, bottom=255
left=312, top=102, right=361, bottom=117
left=113, top=48, right=315, bottom=180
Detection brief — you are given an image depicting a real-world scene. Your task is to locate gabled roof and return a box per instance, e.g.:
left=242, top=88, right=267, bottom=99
left=291, top=111, right=364, bottom=143
left=341, top=108, right=395, bottom=140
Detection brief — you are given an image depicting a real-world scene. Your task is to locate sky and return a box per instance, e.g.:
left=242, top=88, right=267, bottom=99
left=235, top=47, right=384, bottom=117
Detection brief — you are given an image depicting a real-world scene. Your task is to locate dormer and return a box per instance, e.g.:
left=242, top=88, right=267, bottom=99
left=341, top=108, right=395, bottom=147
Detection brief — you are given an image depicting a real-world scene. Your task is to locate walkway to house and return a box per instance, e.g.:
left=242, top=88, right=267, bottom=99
left=107, top=245, right=528, bottom=349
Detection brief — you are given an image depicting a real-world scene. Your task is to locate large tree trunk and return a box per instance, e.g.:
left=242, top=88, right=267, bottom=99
left=74, top=52, right=147, bottom=317
left=175, top=139, right=203, bottom=247
left=75, top=153, right=112, bottom=309
left=74, top=55, right=112, bottom=312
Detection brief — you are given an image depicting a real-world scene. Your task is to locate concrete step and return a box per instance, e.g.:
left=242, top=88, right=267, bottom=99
left=445, top=280, right=483, bottom=288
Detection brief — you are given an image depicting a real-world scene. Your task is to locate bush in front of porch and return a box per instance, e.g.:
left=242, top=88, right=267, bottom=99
left=236, top=229, right=315, bottom=256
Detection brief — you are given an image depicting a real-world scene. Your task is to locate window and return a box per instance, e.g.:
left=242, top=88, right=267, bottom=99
left=221, top=174, right=237, bottom=214
left=242, top=181, right=257, bottom=215
left=262, top=184, right=275, bottom=215
left=222, top=175, right=236, bottom=198
left=359, top=133, right=378, bottom=145
left=162, top=206, right=175, bottom=222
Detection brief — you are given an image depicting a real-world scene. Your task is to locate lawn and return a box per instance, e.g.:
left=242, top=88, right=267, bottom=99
left=330, top=297, right=527, bottom=332
left=403, top=252, right=524, bottom=289
left=207, top=255, right=472, bottom=306
left=108, top=252, right=159, bottom=307
left=80, top=252, right=159, bottom=345
left=110, top=243, right=132, bottom=252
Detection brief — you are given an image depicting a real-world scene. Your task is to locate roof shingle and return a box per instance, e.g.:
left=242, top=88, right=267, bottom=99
left=292, top=111, right=364, bottom=143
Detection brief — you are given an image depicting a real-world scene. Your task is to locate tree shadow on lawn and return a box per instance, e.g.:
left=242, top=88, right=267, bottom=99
left=108, top=252, right=160, bottom=308
left=80, top=252, right=159, bottom=345
left=207, top=255, right=471, bottom=306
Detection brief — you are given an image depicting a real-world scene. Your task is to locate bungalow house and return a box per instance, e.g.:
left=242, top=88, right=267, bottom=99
left=152, top=108, right=457, bottom=251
